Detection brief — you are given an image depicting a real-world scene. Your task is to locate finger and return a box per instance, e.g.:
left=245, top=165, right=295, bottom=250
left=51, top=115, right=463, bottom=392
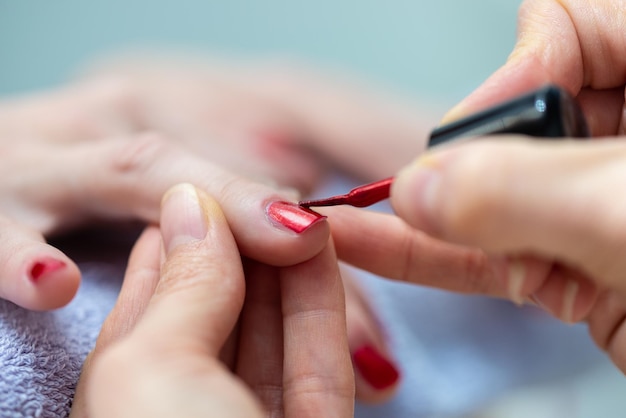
left=248, top=63, right=439, bottom=179
left=80, top=187, right=264, bottom=418
left=88, top=56, right=438, bottom=181
left=0, top=77, right=138, bottom=143
left=342, top=269, right=400, bottom=403
left=236, top=259, right=285, bottom=414
left=72, top=226, right=161, bottom=418
left=83, top=61, right=326, bottom=193
left=529, top=261, right=598, bottom=323
left=280, top=239, right=354, bottom=418
left=392, top=138, right=626, bottom=297
left=576, top=87, right=625, bottom=137
left=0, top=213, right=80, bottom=310
left=326, top=206, right=583, bottom=319
left=41, top=134, right=329, bottom=266
left=134, top=183, right=245, bottom=354
left=442, top=0, right=626, bottom=133
left=325, top=206, right=507, bottom=296
left=96, top=226, right=161, bottom=349
left=587, top=291, right=626, bottom=372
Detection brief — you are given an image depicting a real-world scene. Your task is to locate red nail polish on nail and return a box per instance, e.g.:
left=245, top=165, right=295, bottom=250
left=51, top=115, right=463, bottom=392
left=30, top=257, right=66, bottom=282
left=266, top=201, right=326, bottom=233
left=353, top=345, right=400, bottom=390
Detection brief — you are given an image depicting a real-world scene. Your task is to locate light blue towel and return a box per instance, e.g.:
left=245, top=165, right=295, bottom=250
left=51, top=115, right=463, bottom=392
left=0, top=261, right=123, bottom=417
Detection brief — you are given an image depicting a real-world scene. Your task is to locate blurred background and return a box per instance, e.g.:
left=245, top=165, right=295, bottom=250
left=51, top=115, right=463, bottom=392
left=1, top=0, right=517, bottom=102
left=2, top=1, right=625, bottom=417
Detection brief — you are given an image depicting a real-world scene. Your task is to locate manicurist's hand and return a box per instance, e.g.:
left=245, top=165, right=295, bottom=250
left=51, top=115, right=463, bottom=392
left=335, top=0, right=626, bottom=371
left=441, top=0, right=625, bottom=136
left=70, top=184, right=354, bottom=418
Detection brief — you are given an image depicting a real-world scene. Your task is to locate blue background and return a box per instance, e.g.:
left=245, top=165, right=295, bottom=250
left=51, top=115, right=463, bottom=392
left=0, top=0, right=519, bottom=102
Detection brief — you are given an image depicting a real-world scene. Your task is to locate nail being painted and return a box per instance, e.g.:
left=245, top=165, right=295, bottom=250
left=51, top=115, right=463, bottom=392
left=266, top=201, right=326, bottom=233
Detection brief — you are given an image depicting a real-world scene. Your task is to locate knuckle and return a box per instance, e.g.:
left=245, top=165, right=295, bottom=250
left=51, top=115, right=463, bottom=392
left=399, top=229, right=420, bottom=283
left=95, top=76, right=142, bottom=130
left=215, top=175, right=254, bottom=207
left=110, top=132, right=173, bottom=176
left=457, top=249, right=498, bottom=294
left=283, top=371, right=354, bottom=405
left=248, top=383, right=283, bottom=412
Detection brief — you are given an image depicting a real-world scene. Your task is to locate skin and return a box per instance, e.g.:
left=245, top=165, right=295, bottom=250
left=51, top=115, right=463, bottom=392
left=70, top=185, right=353, bottom=417
left=0, top=59, right=437, bottom=309
left=0, top=60, right=437, bottom=401
left=334, top=0, right=626, bottom=372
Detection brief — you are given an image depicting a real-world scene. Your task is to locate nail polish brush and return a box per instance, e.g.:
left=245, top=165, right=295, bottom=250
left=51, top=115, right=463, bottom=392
left=300, top=85, right=589, bottom=209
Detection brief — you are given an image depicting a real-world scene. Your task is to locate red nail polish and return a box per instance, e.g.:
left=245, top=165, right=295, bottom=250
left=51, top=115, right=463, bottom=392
left=266, top=201, right=326, bottom=233
left=29, top=257, right=66, bottom=282
left=353, top=345, right=400, bottom=390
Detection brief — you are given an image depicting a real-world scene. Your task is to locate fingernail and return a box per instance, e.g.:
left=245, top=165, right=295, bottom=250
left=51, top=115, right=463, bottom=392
left=266, top=201, right=326, bottom=233
left=529, top=293, right=548, bottom=311
left=29, top=257, right=67, bottom=282
left=353, top=345, right=400, bottom=390
left=439, top=104, right=467, bottom=126
left=161, top=183, right=208, bottom=254
left=561, top=280, right=579, bottom=324
left=507, top=259, right=526, bottom=306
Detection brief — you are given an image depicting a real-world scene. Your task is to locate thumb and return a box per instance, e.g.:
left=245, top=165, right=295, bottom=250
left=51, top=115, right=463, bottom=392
left=0, top=214, right=80, bottom=310
left=135, top=183, right=245, bottom=355
left=391, top=137, right=626, bottom=297
left=442, top=0, right=626, bottom=135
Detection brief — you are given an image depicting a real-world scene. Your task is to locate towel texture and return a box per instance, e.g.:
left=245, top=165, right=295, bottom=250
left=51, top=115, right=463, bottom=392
left=0, top=263, right=122, bottom=417
left=0, top=227, right=130, bottom=418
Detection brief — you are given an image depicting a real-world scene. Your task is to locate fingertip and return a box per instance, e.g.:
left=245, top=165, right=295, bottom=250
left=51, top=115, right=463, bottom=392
left=0, top=216, right=81, bottom=310
left=391, top=154, right=443, bottom=235
left=203, top=176, right=331, bottom=266
left=530, top=265, right=598, bottom=324
left=146, top=183, right=245, bottom=351
left=20, top=248, right=81, bottom=310
left=352, top=344, right=401, bottom=402
left=160, top=183, right=210, bottom=255
left=234, top=197, right=330, bottom=266
left=344, top=273, right=401, bottom=403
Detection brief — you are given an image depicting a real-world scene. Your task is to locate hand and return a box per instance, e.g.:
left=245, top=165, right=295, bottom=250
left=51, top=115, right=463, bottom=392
left=440, top=0, right=625, bottom=137
left=0, top=59, right=405, bottom=402
left=0, top=128, right=330, bottom=309
left=0, top=57, right=437, bottom=310
left=70, top=184, right=354, bottom=418
left=82, top=54, right=437, bottom=182
left=381, top=0, right=626, bottom=371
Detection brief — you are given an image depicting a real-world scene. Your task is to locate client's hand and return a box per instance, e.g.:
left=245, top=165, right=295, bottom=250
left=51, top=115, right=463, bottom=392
left=0, top=57, right=436, bottom=311
left=70, top=184, right=354, bottom=418
left=0, top=60, right=418, bottom=401
left=0, top=129, right=329, bottom=310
